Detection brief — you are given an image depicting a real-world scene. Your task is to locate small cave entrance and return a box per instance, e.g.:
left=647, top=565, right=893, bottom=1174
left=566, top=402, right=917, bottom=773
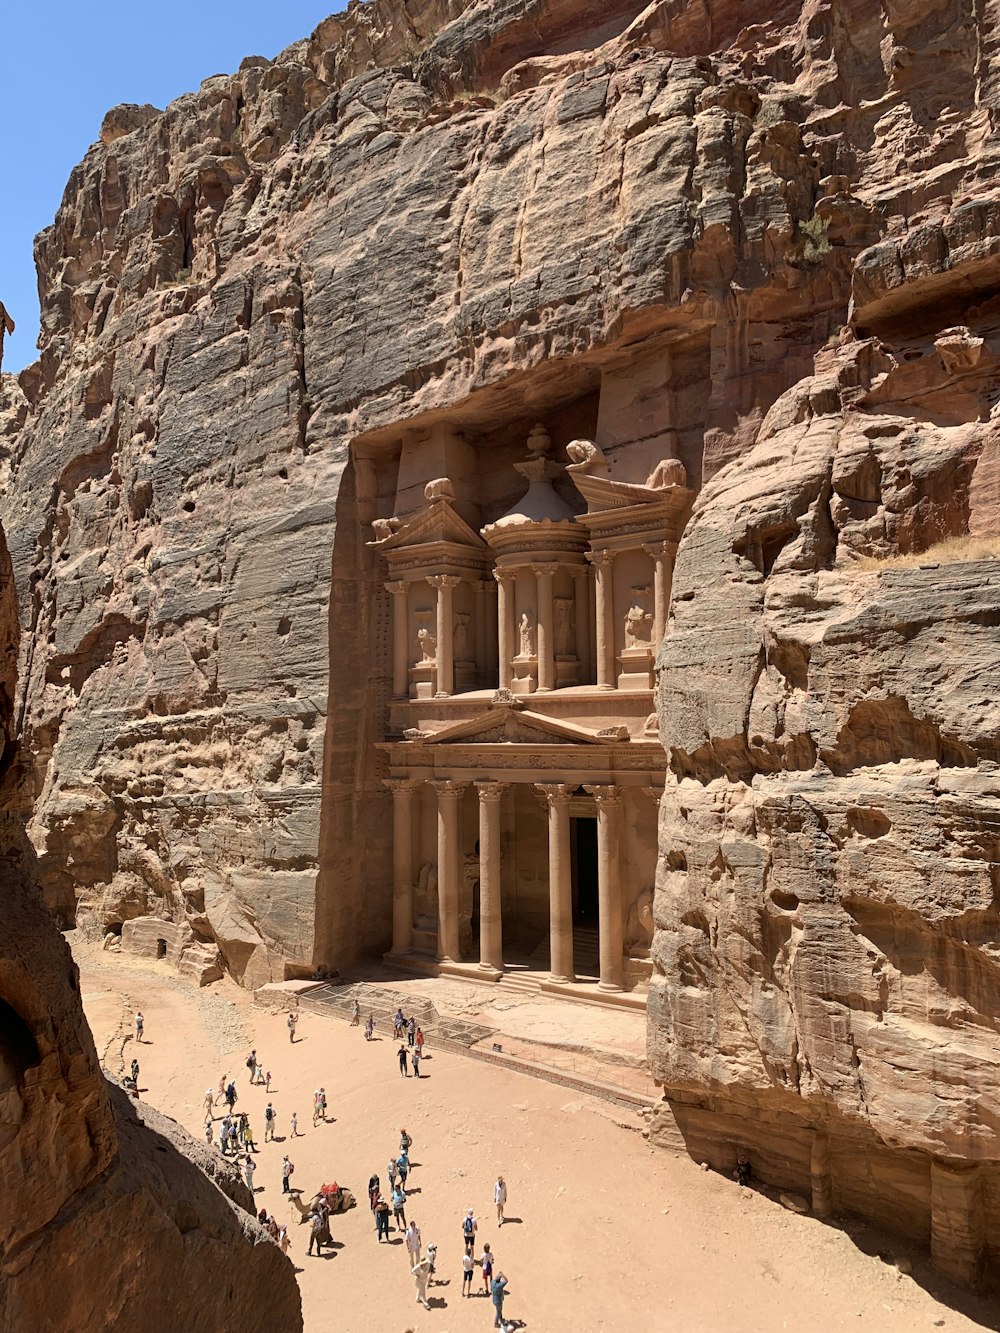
left=0, top=999, right=41, bottom=1087
left=156, top=938, right=168, bottom=960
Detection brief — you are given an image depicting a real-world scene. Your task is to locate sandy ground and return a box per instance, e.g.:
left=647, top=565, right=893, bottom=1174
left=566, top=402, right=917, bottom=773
left=75, top=939, right=999, bottom=1333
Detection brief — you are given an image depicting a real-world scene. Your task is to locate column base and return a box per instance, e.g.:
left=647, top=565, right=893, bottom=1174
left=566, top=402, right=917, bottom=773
left=596, top=683, right=615, bottom=691
left=549, top=973, right=576, bottom=986
left=433, top=691, right=452, bottom=699
left=477, top=962, right=504, bottom=979
left=598, top=980, right=624, bottom=993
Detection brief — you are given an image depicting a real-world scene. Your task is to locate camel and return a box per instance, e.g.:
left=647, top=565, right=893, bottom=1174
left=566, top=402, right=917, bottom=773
left=288, top=1187, right=356, bottom=1224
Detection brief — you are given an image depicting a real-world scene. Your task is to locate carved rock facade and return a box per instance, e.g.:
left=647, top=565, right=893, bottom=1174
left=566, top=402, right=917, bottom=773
left=2, top=0, right=1000, bottom=1284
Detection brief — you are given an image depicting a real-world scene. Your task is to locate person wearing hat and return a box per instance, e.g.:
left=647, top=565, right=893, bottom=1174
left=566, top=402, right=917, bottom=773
left=462, top=1208, right=477, bottom=1253
left=494, top=1175, right=507, bottom=1226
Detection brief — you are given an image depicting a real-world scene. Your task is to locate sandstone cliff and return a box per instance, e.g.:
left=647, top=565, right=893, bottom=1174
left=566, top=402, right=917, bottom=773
left=0, top=518, right=302, bottom=1329
left=4, top=0, right=1000, bottom=1285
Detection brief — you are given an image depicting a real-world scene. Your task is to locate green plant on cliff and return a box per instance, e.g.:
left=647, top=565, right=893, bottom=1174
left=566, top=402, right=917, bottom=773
left=798, top=213, right=831, bottom=265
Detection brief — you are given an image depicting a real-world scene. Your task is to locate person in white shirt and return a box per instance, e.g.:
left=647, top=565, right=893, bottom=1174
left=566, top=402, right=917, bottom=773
left=412, top=1255, right=432, bottom=1308
left=405, top=1220, right=422, bottom=1263
left=494, top=1175, right=507, bottom=1225
left=462, top=1248, right=476, bottom=1296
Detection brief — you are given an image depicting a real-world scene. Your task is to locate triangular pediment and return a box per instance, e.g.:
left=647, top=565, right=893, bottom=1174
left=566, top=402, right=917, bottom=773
left=413, top=704, right=623, bottom=746
left=368, top=498, right=486, bottom=552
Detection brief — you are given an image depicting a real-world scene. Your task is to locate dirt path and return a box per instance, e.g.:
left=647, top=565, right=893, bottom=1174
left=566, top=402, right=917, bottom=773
left=74, top=940, right=997, bottom=1333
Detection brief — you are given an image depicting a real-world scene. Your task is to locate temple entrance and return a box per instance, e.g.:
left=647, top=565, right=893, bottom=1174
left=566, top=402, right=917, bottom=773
left=571, top=817, right=599, bottom=925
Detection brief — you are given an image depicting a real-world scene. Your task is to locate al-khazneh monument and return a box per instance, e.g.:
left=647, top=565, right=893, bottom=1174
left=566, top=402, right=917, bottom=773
left=368, top=419, right=689, bottom=999
left=5, top=0, right=1000, bottom=1290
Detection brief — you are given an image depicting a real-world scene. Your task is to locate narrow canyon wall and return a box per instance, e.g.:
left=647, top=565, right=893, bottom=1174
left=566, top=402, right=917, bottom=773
left=3, top=0, right=1000, bottom=1281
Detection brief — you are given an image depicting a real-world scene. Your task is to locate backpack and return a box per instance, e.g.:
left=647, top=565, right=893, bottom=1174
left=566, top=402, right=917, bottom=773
left=463, top=1216, right=475, bottom=1237
left=246, top=1056, right=254, bottom=1070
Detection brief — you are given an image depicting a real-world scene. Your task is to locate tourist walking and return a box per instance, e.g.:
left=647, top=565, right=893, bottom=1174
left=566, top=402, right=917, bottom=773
left=398, top=1044, right=409, bottom=1076
left=368, top=1173, right=381, bottom=1212
left=405, top=1219, right=422, bottom=1263
left=290, top=1111, right=298, bottom=1137
left=491, top=1272, right=509, bottom=1328
left=351, top=999, right=361, bottom=1026
left=480, top=1242, right=494, bottom=1294
left=400, top=1127, right=413, bottom=1156
left=494, top=1175, right=507, bottom=1225
left=411, top=1048, right=421, bottom=1078
left=205, top=1118, right=213, bottom=1146
left=264, top=1102, right=276, bottom=1142
left=319, top=1087, right=328, bottom=1120
left=312, top=1090, right=322, bottom=1126
left=387, top=1157, right=399, bottom=1191
left=130, top=1057, right=140, bottom=1087
left=216, top=1074, right=227, bottom=1105
left=415, top=1026, right=424, bottom=1055
left=462, top=1208, right=478, bottom=1254
left=412, top=1255, right=432, bottom=1308
left=265, top=1070, right=272, bottom=1093
left=282, top=1155, right=294, bottom=1193
left=203, top=1087, right=214, bottom=1118
left=134, top=1011, right=144, bottom=1043
left=244, top=1154, right=256, bottom=1193
left=392, top=1183, right=407, bottom=1231
left=374, top=1195, right=391, bottom=1242
left=396, top=1151, right=409, bottom=1188
left=393, top=1008, right=405, bottom=1039
left=407, top=1016, right=416, bottom=1048
left=462, top=1248, right=476, bottom=1297
left=287, top=1011, right=297, bottom=1043
left=225, top=1080, right=237, bottom=1111
left=364, top=1014, right=374, bottom=1041
left=245, top=1121, right=257, bottom=1153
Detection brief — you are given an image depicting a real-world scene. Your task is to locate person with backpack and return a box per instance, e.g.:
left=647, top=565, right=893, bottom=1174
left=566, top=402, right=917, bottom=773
left=391, top=1183, right=407, bottom=1231
left=480, top=1242, right=495, bottom=1294
left=396, top=1150, right=409, bottom=1188
left=264, top=1102, right=276, bottom=1142
left=462, top=1209, right=477, bottom=1254
left=282, top=1155, right=294, bottom=1193
left=130, top=1057, right=140, bottom=1087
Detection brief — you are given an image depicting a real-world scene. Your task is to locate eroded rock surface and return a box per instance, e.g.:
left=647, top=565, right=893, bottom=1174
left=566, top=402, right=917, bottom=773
left=3, top=0, right=1000, bottom=1285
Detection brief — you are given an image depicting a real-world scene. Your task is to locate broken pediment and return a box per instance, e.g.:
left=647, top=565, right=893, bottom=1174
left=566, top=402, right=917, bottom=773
left=409, top=703, right=625, bottom=746
left=367, top=478, right=487, bottom=554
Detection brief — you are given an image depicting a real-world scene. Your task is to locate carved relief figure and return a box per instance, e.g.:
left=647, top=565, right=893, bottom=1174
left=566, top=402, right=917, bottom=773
left=624, top=587, right=653, bottom=648
left=625, top=886, right=655, bottom=955
left=518, top=609, right=535, bottom=658
left=554, top=597, right=573, bottom=657
left=417, top=624, right=437, bottom=662
left=453, top=611, right=471, bottom=661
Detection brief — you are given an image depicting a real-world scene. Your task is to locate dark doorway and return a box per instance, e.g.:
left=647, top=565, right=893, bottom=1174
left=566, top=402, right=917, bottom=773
left=156, top=939, right=167, bottom=959
left=571, top=817, right=599, bottom=925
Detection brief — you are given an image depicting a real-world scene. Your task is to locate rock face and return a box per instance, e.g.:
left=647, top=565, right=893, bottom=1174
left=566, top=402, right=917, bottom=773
left=4, top=0, right=1000, bottom=1284
left=0, top=519, right=302, bottom=1329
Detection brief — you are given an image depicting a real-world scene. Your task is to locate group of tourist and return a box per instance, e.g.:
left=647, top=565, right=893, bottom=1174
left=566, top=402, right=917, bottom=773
left=131, top=999, right=519, bottom=1327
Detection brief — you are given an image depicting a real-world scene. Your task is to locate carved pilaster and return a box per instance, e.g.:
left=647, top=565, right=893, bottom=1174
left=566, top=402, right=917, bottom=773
left=584, top=784, right=624, bottom=990
left=385, top=580, right=409, bottom=699
left=587, top=550, right=616, bottom=690
left=384, top=778, right=421, bottom=954
left=428, top=574, right=461, bottom=697
left=532, top=564, right=556, bottom=692
left=431, top=780, right=468, bottom=961
left=536, top=783, right=574, bottom=983
left=475, top=782, right=505, bottom=972
left=493, top=567, right=517, bottom=691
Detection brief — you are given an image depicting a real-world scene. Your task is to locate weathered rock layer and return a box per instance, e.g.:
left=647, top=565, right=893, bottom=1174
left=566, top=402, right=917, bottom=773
left=3, top=0, right=1000, bottom=1284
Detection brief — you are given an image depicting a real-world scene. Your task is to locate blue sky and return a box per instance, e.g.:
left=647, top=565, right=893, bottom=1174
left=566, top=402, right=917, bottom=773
left=1, top=2, right=333, bottom=374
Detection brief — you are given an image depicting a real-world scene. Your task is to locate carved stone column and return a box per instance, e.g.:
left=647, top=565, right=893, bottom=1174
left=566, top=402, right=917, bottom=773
left=589, top=550, right=616, bottom=690
left=534, top=564, right=555, bottom=691
left=432, top=780, right=468, bottom=962
left=475, top=782, right=505, bottom=973
left=536, top=783, right=574, bottom=983
left=384, top=778, right=418, bottom=954
left=429, top=575, right=460, bottom=697
left=386, top=580, right=409, bottom=699
left=571, top=565, right=591, bottom=685
left=473, top=580, right=489, bottom=687
left=494, top=568, right=516, bottom=690
left=585, top=784, right=624, bottom=990
left=643, top=540, right=675, bottom=650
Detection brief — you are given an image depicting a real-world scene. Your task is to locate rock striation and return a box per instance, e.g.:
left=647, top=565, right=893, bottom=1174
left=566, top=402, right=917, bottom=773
left=3, top=0, right=1000, bottom=1285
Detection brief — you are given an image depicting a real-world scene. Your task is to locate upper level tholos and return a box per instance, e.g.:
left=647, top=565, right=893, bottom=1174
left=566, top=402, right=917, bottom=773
left=367, top=422, right=692, bottom=710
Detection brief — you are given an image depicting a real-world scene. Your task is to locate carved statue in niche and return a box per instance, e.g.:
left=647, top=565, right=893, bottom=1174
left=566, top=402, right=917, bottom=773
left=416, top=617, right=437, bottom=663
left=625, top=886, right=654, bottom=955
left=453, top=611, right=471, bottom=661
left=554, top=597, right=573, bottom=657
left=624, top=587, right=653, bottom=648
left=413, top=861, right=438, bottom=930
left=518, top=609, right=535, bottom=658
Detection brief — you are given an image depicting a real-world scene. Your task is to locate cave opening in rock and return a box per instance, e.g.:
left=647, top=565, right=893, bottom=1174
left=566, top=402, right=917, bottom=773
left=0, top=998, right=41, bottom=1086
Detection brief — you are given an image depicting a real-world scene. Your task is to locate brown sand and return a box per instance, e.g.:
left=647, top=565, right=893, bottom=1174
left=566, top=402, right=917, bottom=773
left=75, top=940, right=997, bottom=1333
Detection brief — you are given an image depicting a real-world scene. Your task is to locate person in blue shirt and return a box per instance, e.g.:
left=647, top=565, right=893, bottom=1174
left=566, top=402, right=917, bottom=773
left=491, top=1272, right=509, bottom=1328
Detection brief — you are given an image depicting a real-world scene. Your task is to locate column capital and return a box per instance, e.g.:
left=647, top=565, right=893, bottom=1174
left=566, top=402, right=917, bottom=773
left=384, top=777, right=421, bottom=795
left=428, top=574, right=462, bottom=589
left=493, top=566, right=517, bottom=583
left=570, top=564, right=591, bottom=580
left=475, top=781, right=506, bottom=801
left=385, top=579, right=408, bottom=595
left=641, top=785, right=664, bottom=802
left=535, top=782, right=574, bottom=806
left=642, top=540, right=675, bottom=559
left=587, top=549, right=615, bottom=568
left=531, top=563, right=556, bottom=579
left=584, top=783, right=623, bottom=806
left=430, top=779, right=469, bottom=798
